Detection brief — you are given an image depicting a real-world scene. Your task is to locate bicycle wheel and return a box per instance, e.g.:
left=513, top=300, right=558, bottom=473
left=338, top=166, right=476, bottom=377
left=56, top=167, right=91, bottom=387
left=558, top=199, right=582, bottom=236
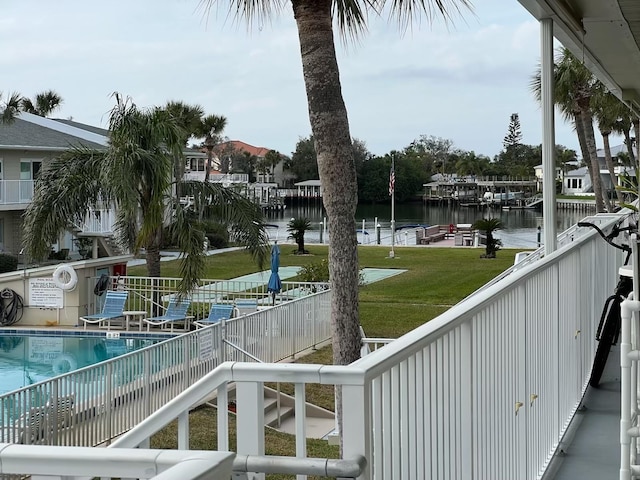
left=589, top=297, right=621, bottom=388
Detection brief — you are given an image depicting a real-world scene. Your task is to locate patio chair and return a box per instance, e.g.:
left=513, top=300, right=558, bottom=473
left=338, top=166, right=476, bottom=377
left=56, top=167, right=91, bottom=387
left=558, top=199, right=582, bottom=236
left=15, top=393, right=75, bottom=444
left=143, top=298, right=192, bottom=332
left=80, top=291, right=128, bottom=330
left=194, top=304, right=235, bottom=329
left=234, top=298, right=259, bottom=317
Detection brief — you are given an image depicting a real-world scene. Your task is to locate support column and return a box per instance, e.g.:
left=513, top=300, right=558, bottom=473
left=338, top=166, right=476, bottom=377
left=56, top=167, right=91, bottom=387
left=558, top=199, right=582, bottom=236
left=541, top=18, right=557, bottom=254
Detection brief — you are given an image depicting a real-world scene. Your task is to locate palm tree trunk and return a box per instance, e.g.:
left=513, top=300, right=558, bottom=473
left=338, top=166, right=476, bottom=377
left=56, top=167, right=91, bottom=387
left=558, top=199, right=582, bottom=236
left=293, top=0, right=361, bottom=364
left=602, top=131, right=624, bottom=203
left=581, top=106, right=610, bottom=212
left=624, top=129, right=636, bottom=165
left=574, top=110, right=605, bottom=212
left=634, top=119, right=640, bottom=170
left=293, top=0, right=361, bottom=453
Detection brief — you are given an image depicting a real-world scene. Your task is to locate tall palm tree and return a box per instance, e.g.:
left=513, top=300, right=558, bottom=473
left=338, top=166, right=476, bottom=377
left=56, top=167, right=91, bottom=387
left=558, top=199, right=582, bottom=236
left=22, top=94, right=268, bottom=292
left=20, top=90, right=63, bottom=117
left=531, top=48, right=608, bottom=212
left=592, top=87, right=630, bottom=204
left=203, top=0, right=472, bottom=372
left=0, top=91, right=22, bottom=124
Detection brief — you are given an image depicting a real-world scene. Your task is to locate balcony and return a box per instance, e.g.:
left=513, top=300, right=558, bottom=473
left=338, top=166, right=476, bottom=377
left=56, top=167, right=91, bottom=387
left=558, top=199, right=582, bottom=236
left=0, top=180, right=34, bottom=209
left=0, top=213, right=628, bottom=479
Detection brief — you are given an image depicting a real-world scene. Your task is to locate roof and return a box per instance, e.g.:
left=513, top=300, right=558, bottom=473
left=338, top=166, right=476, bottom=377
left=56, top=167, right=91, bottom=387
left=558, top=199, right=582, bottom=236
left=596, top=144, right=627, bottom=158
left=565, top=166, right=589, bottom=177
left=0, top=112, right=108, bottom=151
left=214, top=140, right=270, bottom=158
left=52, top=118, right=109, bottom=137
left=518, top=0, right=640, bottom=116
left=295, top=180, right=322, bottom=187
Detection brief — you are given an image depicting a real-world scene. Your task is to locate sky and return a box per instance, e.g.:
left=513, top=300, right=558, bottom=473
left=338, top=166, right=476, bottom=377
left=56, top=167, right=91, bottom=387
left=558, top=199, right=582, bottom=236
left=2, top=0, right=605, bottom=159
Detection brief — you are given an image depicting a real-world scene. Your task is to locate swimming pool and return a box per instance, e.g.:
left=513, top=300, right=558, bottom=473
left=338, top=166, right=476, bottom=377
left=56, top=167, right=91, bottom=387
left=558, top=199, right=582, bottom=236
left=0, top=331, right=170, bottom=395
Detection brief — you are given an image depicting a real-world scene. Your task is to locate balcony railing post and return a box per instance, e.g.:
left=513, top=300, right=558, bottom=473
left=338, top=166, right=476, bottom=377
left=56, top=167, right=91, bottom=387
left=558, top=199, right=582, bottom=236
left=236, top=380, right=266, bottom=479
left=342, top=381, right=371, bottom=480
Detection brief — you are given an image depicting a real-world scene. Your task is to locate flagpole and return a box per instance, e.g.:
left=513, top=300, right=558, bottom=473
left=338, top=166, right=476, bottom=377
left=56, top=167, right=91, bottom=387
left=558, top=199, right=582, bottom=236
left=390, top=155, right=396, bottom=258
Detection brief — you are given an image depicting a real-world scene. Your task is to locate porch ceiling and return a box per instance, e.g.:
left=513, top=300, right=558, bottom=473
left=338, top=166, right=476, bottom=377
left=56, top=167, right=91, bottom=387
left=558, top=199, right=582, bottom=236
left=517, top=0, right=640, bottom=117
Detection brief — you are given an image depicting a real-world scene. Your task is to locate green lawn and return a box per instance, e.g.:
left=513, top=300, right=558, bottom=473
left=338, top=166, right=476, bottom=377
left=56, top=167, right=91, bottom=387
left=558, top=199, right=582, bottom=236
left=145, top=245, right=522, bottom=478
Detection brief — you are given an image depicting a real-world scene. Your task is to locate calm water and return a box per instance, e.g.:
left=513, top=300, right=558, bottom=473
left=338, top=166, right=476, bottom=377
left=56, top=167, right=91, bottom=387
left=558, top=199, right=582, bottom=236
left=264, top=202, right=588, bottom=249
left=0, top=334, right=164, bottom=394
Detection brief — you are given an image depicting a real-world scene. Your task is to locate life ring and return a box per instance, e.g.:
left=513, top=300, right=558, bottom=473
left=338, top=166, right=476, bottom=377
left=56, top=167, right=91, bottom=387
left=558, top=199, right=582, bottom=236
left=52, top=354, right=77, bottom=375
left=52, top=265, right=78, bottom=291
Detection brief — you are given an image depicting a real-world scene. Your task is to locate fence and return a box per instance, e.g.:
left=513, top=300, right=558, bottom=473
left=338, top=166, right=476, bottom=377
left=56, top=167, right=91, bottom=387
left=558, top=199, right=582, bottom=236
left=0, top=289, right=331, bottom=449
left=104, top=212, right=623, bottom=479
left=86, top=275, right=330, bottom=322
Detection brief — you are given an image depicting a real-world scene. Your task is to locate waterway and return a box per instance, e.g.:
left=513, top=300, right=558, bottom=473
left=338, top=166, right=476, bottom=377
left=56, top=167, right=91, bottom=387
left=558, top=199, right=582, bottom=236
left=263, top=201, right=589, bottom=249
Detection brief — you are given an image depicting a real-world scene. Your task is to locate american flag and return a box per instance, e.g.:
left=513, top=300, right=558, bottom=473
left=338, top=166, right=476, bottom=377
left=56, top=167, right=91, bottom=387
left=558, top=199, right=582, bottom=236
left=389, top=165, right=395, bottom=196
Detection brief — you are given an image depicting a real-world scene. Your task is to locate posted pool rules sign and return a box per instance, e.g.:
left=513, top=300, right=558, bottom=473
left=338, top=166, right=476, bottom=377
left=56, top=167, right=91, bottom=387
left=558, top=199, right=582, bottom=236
left=29, top=278, right=64, bottom=308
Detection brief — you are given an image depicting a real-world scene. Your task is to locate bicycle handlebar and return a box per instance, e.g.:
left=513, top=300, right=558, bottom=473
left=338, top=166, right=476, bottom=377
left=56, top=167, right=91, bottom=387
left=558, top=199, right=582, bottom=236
left=577, top=220, right=633, bottom=253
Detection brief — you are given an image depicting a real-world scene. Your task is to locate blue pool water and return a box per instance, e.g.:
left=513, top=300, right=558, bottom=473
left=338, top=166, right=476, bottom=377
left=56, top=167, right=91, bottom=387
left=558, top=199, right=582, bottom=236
left=0, top=332, right=167, bottom=395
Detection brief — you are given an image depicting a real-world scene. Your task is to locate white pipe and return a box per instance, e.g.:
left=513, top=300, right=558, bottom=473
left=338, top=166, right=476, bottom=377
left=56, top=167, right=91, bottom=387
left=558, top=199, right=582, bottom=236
left=621, top=297, right=640, bottom=479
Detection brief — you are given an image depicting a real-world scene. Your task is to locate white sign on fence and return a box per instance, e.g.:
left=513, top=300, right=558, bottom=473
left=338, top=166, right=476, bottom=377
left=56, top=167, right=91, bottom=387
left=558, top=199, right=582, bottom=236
left=199, top=330, right=214, bottom=361
left=29, top=278, right=64, bottom=308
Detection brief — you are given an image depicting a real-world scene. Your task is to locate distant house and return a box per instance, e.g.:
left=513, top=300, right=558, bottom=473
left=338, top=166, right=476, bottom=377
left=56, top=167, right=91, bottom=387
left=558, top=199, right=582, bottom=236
left=213, top=140, right=294, bottom=187
left=0, top=112, right=109, bottom=254
left=536, top=144, right=634, bottom=195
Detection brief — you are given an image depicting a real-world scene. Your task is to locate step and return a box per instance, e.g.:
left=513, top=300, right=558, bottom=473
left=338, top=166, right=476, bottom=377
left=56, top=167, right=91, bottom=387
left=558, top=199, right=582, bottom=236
left=264, top=404, right=294, bottom=428
left=277, top=413, right=336, bottom=439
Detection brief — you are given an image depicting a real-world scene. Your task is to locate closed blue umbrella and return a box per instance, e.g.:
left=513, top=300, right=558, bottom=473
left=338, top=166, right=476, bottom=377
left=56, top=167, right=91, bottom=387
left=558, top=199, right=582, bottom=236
left=267, top=243, right=282, bottom=304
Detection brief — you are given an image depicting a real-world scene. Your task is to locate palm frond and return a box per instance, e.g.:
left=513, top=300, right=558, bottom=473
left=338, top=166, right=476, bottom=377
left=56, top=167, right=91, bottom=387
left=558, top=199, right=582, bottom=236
left=22, top=148, right=107, bottom=259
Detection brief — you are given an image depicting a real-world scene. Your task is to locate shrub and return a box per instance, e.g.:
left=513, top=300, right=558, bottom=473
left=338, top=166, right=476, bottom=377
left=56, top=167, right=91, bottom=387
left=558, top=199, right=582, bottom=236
left=203, top=221, right=229, bottom=249
left=298, top=259, right=330, bottom=282
left=206, top=233, right=228, bottom=249
left=0, top=253, right=18, bottom=273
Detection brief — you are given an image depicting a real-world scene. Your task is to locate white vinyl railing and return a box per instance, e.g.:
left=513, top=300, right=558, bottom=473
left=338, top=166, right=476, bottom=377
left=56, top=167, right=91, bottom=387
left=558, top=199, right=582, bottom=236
left=101, top=212, right=624, bottom=479
left=0, top=214, right=624, bottom=479
left=79, top=208, right=117, bottom=234
left=86, top=276, right=330, bottom=321
left=0, top=180, right=35, bottom=205
left=0, top=290, right=331, bottom=450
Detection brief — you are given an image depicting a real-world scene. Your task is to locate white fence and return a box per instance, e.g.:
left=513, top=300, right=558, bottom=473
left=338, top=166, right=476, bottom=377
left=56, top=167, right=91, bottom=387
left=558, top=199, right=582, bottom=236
left=86, top=275, right=330, bottom=322
left=103, top=213, right=624, bottom=479
left=0, top=215, right=624, bottom=479
left=0, top=180, right=34, bottom=205
left=0, top=290, right=331, bottom=450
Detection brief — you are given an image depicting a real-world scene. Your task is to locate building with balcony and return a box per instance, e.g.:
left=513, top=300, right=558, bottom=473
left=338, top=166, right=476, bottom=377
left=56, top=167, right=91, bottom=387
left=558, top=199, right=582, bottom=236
left=0, top=113, right=109, bottom=254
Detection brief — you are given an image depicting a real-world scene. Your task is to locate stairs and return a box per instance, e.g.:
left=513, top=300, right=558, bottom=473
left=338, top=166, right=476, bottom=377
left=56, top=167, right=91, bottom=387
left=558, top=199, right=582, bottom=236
left=217, top=384, right=335, bottom=439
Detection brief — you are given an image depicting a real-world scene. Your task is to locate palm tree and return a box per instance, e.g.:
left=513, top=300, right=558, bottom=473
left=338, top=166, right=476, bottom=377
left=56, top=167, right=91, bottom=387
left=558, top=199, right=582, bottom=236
left=472, top=217, right=503, bottom=258
left=0, top=91, right=22, bottom=124
left=592, top=87, right=630, bottom=204
left=194, top=114, right=227, bottom=184
left=22, top=94, right=269, bottom=293
left=531, top=48, right=608, bottom=212
left=203, top=0, right=472, bottom=372
left=20, top=90, right=63, bottom=117
left=287, top=217, right=312, bottom=254
left=163, top=101, right=206, bottom=200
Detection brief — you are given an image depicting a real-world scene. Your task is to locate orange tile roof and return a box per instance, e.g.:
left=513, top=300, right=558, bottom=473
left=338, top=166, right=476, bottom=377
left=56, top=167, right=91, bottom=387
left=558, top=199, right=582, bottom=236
left=214, top=140, right=271, bottom=157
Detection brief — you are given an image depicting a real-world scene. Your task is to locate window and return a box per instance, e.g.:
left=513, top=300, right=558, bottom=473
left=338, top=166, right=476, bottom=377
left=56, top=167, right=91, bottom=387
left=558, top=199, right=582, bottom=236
left=20, top=159, right=42, bottom=180
left=190, top=158, right=205, bottom=172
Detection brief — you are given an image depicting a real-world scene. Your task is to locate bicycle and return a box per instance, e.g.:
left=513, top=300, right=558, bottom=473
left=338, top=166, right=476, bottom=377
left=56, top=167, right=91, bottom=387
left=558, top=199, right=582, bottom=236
left=577, top=217, right=635, bottom=387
